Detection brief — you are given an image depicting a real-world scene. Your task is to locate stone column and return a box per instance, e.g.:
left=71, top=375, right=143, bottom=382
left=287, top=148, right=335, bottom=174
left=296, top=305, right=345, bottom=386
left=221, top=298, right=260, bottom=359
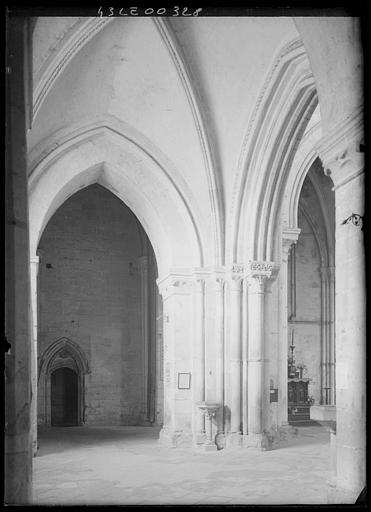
left=30, top=256, right=39, bottom=456
left=155, top=286, right=164, bottom=425
left=192, top=277, right=205, bottom=443
left=241, top=276, right=248, bottom=436
left=319, top=267, right=329, bottom=405
left=5, top=16, right=33, bottom=504
left=328, top=266, right=336, bottom=406
left=138, top=256, right=150, bottom=422
left=214, top=275, right=225, bottom=438
left=246, top=262, right=273, bottom=447
left=228, top=270, right=243, bottom=444
left=319, top=123, right=365, bottom=501
left=279, top=230, right=300, bottom=427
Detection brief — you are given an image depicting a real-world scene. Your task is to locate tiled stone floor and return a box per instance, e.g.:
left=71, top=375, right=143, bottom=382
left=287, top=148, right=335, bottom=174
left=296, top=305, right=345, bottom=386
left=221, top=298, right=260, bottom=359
left=32, top=424, right=334, bottom=506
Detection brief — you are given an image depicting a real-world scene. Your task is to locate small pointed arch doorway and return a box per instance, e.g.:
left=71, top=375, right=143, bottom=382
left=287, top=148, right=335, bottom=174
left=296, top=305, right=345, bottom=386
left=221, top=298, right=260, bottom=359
left=38, top=337, right=90, bottom=426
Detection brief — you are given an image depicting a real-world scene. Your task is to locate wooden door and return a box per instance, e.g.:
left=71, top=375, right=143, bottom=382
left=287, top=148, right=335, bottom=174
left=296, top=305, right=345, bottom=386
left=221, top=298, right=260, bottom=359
left=51, top=367, right=78, bottom=426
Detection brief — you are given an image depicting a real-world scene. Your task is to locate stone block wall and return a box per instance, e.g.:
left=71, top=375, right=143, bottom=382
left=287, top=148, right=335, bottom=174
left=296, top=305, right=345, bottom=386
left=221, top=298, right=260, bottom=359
left=37, top=183, right=155, bottom=426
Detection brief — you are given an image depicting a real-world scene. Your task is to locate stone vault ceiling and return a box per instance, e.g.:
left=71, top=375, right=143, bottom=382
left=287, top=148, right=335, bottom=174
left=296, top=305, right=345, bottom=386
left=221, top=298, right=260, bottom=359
left=30, top=16, right=300, bottom=203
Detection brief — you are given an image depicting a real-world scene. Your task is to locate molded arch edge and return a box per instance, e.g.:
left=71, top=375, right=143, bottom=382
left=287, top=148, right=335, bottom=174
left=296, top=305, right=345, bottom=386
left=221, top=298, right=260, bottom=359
left=231, top=37, right=318, bottom=264
left=277, top=120, right=334, bottom=269
left=38, top=337, right=90, bottom=381
left=28, top=119, right=205, bottom=277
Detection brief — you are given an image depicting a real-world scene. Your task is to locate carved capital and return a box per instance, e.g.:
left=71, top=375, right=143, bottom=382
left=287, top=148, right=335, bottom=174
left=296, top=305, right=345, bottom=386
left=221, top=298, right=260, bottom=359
left=157, top=274, right=191, bottom=299
left=327, top=266, right=335, bottom=283
left=282, top=228, right=301, bottom=262
left=229, top=274, right=242, bottom=292
left=193, top=276, right=205, bottom=294
left=231, top=263, right=245, bottom=275
left=317, top=109, right=364, bottom=190
left=249, top=260, right=274, bottom=274
left=30, top=255, right=40, bottom=278
left=246, top=260, right=274, bottom=293
left=214, top=276, right=225, bottom=293
left=30, top=255, right=40, bottom=266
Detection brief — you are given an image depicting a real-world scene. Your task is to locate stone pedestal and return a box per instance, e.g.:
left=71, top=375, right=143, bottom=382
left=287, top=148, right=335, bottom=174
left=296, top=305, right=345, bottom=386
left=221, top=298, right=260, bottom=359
left=196, top=401, right=220, bottom=451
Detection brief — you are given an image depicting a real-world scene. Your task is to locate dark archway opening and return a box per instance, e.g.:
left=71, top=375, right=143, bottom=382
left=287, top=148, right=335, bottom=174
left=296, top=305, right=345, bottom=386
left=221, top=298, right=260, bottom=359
left=51, top=367, right=78, bottom=426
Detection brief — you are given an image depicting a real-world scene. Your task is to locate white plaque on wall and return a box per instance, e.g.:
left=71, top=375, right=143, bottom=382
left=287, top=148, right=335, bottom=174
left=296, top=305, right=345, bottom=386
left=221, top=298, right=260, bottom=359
left=178, top=372, right=191, bottom=390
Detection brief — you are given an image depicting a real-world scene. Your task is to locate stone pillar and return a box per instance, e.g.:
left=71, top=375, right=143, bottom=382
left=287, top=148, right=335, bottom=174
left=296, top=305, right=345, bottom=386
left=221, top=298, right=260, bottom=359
left=214, top=275, right=225, bottom=439
left=241, top=276, right=248, bottom=436
left=138, top=256, right=150, bottom=422
left=5, top=16, right=33, bottom=504
left=192, top=277, right=205, bottom=443
left=246, top=262, right=273, bottom=447
left=328, top=266, right=336, bottom=406
left=319, top=122, right=365, bottom=501
left=279, top=230, right=300, bottom=426
left=227, top=271, right=243, bottom=444
left=319, top=267, right=329, bottom=405
left=155, top=285, right=164, bottom=425
left=30, top=256, right=39, bottom=456
left=158, top=275, right=194, bottom=447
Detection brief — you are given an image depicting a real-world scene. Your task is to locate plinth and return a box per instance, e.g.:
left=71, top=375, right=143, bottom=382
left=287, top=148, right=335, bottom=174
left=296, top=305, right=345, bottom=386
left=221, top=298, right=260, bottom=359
left=196, top=401, right=220, bottom=451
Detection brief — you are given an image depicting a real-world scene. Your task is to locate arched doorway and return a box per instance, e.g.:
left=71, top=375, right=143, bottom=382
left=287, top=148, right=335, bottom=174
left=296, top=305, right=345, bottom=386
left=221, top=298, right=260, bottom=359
left=51, top=367, right=78, bottom=426
left=38, top=338, right=89, bottom=426
left=287, top=159, right=335, bottom=425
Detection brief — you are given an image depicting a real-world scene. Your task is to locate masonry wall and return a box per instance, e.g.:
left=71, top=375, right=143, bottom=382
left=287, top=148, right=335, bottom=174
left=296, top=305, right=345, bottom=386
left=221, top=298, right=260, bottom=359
left=38, top=183, right=154, bottom=425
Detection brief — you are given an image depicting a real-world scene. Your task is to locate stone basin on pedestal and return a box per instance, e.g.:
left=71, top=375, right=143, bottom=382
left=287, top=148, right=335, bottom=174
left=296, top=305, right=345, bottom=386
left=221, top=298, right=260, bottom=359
left=310, top=405, right=336, bottom=432
left=196, top=401, right=220, bottom=451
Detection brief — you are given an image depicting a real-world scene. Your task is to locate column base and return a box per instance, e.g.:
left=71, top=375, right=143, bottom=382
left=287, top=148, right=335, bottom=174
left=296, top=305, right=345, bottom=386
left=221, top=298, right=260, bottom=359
left=225, top=432, right=242, bottom=448
left=198, top=442, right=218, bottom=452
left=193, top=432, right=207, bottom=445
left=278, top=424, right=299, bottom=441
left=242, top=426, right=297, bottom=451
left=158, top=427, right=193, bottom=448
left=242, top=432, right=265, bottom=449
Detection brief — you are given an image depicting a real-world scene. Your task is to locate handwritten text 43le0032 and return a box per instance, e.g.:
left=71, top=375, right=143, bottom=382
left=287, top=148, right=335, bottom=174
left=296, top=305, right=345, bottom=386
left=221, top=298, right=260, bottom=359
left=97, top=7, right=203, bottom=17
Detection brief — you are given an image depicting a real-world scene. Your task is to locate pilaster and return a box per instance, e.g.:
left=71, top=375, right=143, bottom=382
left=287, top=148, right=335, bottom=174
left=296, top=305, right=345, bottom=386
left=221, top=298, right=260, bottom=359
left=138, top=256, right=150, bottom=422
left=225, top=270, right=243, bottom=447
left=213, top=274, right=225, bottom=446
left=192, top=276, right=206, bottom=444
left=157, top=274, right=194, bottom=447
left=30, top=256, right=39, bottom=457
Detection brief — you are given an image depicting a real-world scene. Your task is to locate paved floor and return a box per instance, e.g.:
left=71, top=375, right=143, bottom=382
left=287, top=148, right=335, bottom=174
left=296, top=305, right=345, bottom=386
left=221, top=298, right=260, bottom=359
left=32, top=424, right=334, bottom=506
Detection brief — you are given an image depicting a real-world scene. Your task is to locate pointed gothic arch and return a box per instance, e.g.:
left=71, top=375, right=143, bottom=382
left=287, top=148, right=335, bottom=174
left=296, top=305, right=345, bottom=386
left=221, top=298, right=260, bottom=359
left=38, top=337, right=90, bottom=426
